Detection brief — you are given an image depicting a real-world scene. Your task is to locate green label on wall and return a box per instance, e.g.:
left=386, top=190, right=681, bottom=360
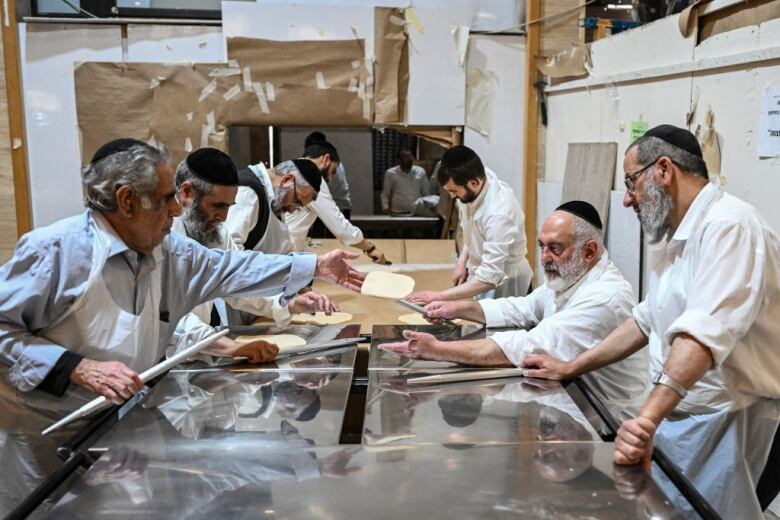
left=630, top=121, right=649, bottom=142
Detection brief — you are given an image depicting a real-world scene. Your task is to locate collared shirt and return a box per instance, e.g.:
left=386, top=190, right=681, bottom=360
left=632, top=183, right=780, bottom=413
left=169, top=218, right=292, bottom=356
left=328, top=162, right=352, bottom=211
left=284, top=180, right=364, bottom=251
left=0, top=209, right=316, bottom=392
left=223, top=163, right=279, bottom=251
left=480, top=252, right=648, bottom=404
left=457, top=168, right=531, bottom=288
left=380, top=165, right=429, bottom=214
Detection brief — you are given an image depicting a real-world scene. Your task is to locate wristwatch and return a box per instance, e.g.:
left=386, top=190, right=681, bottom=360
left=365, top=242, right=377, bottom=256
left=653, top=371, right=687, bottom=399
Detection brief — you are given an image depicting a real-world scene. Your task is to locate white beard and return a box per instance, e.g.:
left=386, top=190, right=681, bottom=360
left=543, top=253, right=587, bottom=293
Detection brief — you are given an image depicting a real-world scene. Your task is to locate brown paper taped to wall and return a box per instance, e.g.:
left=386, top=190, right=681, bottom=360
left=226, top=37, right=372, bottom=126
left=75, top=62, right=161, bottom=162
left=374, top=7, right=409, bottom=124
left=535, top=45, right=591, bottom=79
left=695, top=108, right=724, bottom=185
left=698, top=0, right=780, bottom=43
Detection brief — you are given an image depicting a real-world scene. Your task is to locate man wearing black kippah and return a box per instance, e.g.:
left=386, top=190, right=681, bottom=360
left=520, top=124, right=780, bottom=519
left=381, top=201, right=647, bottom=407
left=170, top=148, right=339, bottom=365
left=407, top=145, right=532, bottom=304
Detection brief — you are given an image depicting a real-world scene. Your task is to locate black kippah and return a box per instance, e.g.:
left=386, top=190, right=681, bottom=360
left=644, top=124, right=703, bottom=158
left=441, top=145, right=478, bottom=168
left=292, top=158, right=322, bottom=193
left=185, top=148, right=238, bottom=186
left=556, top=200, right=603, bottom=230
left=90, top=138, right=150, bottom=164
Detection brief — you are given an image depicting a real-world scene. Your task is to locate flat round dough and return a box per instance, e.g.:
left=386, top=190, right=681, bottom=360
left=234, top=334, right=306, bottom=349
left=361, top=271, right=415, bottom=299
left=354, top=263, right=400, bottom=273
left=290, top=312, right=353, bottom=325
left=397, top=313, right=461, bottom=325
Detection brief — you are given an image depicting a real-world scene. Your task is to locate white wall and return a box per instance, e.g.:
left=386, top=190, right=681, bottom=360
left=464, top=34, right=525, bottom=204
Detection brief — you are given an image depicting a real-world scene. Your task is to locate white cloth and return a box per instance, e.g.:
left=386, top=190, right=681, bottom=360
left=328, top=162, right=352, bottom=210
left=284, top=181, right=363, bottom=251
left=632, top=183, right=780, bottom=413
left=480, top=252, right=648, bottom=404
left=169, top=218, right=291, bottom=358
left=224, top=163, right=292, bottom=254
left=457, top=168, right=533, bottom=297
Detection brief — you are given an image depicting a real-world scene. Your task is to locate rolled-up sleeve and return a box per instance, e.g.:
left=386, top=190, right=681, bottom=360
left=287, top=185, right=363, bottom=248
left=664, top=221, right=765, bottom=367
left=479, top=288, right=546, bottom=329
left=472, top=212, right=517, bottom=287
left=0, top=241, right=71, bottom=391
left=632, top=300, right=652, bottom=338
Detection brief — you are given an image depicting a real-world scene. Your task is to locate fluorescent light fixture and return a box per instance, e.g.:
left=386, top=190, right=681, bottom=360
left=606, top=4, right=634, bottom=9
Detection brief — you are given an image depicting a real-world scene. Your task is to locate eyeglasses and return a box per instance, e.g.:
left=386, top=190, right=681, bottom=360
left=624, top=157, right=659, bottom=193
left=291, top=178, right=304, bottom=210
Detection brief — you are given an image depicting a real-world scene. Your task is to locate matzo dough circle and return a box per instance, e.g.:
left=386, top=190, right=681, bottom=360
left=354, top=263, right=400, bottom=273
left=360, top=271, right=416, bottom=299
left=291, top=312, right=353, bottom=325
left=234, top=334, right=306, bottom=349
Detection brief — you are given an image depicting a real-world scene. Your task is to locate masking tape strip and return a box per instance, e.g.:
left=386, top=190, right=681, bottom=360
left=223, top=84, right=241, bottom=101
left=253, top=82, right=270, bottom=114
left=198, top=79, right=217, bottom=103
left=315, top=71, right=327, bottom=90
left=185, top=137, right=193, bottom=152
left=265, top=82, right=276, bottom=102
left=351, top=60, right=360, bottom=69
left=405, top=7, right=424, bottom=34
left=242, top=66, right=252, bottom=92
left=209, top=67, right=241, bottom=77
left=149, top=78, right=160, bottom=89
left=389, top=15, right=405, bottom=26
left=228, top=59, right=239, bottom=68
left=347, top=77, right=359, bottom=93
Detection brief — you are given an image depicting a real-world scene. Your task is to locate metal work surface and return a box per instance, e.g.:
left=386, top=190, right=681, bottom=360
left=369, top=324, right=505, bottom=370
left=93, top=366, right=353, bottom=452
left=362, top=371, right=601, bottom=446
left=46, top=442, right=687, bottom=519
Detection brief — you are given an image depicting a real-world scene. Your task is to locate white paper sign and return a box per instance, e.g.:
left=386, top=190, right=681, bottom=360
left=758, top=85, right=780, bottom=157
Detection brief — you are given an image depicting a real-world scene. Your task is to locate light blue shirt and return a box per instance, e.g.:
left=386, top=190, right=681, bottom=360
left=0, top=210, right=317, bottom=392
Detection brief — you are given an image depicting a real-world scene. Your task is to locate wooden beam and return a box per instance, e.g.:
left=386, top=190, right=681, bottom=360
left=522, top=0, right=541, bottom=272
left=1, top=0, right=31, bottom=236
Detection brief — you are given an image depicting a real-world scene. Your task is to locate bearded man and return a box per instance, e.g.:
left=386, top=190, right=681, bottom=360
left=380, top=200, right=648, bottom=405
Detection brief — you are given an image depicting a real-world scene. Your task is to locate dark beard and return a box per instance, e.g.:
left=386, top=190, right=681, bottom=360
left=182, top=202, right=221, bottom=248
left=457, top=185, right=478, bottom=204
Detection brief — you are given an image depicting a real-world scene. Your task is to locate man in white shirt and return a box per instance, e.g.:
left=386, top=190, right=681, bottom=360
left=223, top=158, right=322, bottom=254
left=521, top=125, right=780, bottom=519
left=170, top=148, right=338, bottom=362
left=380, top=147, right=429, bottom=215
left=284, top=141, right=389, bottom=264
left=407, top=146, right=532, bottom=303
left=304, top=131, right=352, bottom=218
left=381, top=201, right=647, bottom=405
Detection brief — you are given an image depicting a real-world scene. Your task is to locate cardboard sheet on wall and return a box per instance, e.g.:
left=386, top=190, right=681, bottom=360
left=560, top=142, right=618, bottom=229
left=374, top=7, right=408, bottom=124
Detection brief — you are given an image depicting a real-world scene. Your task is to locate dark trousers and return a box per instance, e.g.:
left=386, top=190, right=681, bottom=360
left=757, top=424, right=780, bottom=510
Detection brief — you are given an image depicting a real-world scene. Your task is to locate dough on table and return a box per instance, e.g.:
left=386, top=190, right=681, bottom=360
left=354, top=263, right=400, bottom=273
left=397, top=313, right=461, bottom=325
left=361, top=271, right=415, bottom=299
left=291, top=312, right=353, bottom=325
left=233, top=334, right=307, bottom=353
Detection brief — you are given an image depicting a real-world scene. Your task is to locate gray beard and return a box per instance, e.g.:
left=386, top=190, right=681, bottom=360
left=543, top=253, right=587, bottom=292
left=182, top=203, right=222, bottom=248
left=638, top=174, right=674, bottom=244
left=271, top=185, right=292, bottom=213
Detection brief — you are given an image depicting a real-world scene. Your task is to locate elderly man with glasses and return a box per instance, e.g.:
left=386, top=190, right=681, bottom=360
left=521, top=124, right=780, bottom=519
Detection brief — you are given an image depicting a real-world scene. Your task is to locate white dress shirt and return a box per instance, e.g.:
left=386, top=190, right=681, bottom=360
left=284, top=181, right=364, bottom=251
left=380, top=165, right=429, bottom=214
left=457, top=168, right=533, bottom=296
left=328, top=162, right=352, bottom=211
left=480, top=252, right=648, bottom=404
left=633, top=183, right=780, bottom=413
left=169, top=218, right=291, bottom=356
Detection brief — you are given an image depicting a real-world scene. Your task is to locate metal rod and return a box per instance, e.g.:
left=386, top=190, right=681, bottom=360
left=407, top=368, right=525, bottom=385
left=22, top=16, right=220, bottom=25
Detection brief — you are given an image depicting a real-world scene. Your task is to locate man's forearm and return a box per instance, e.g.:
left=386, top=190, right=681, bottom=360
left=638, top=333, right=713, bottom=425
left=440, top=278, right=494, bottom=300
left=570, top=317, right=648, bottom=377
left=439, top=339, right=514, bottom=367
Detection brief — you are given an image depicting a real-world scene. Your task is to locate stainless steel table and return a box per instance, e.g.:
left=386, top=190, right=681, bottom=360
left=363, top=371, right=601, bottom=447
left=45, top=442, right=686, bottom=519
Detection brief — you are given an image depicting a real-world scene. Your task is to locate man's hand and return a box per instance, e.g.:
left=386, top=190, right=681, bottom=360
left=406, top=291, right=444, bottom=305
left=289, top=291, right=338, bottom=315
left=71, top=359, right=144, bottom=405
left=84, top=447, right=148, bottom=486
left=315, top=250, right=366, bottom=292
left=424, top=300, right=483, bottom=324
left=368, top=247, right=387, bottom=265
left=452, top=263, right=468, bottom=286
left=614, top=416, right=657, bottom=470
left=233, top=340, right=279, bottom=364
left=379, top=330, right=446, bottom=361
left=519, top=354, right=574, bottom=380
